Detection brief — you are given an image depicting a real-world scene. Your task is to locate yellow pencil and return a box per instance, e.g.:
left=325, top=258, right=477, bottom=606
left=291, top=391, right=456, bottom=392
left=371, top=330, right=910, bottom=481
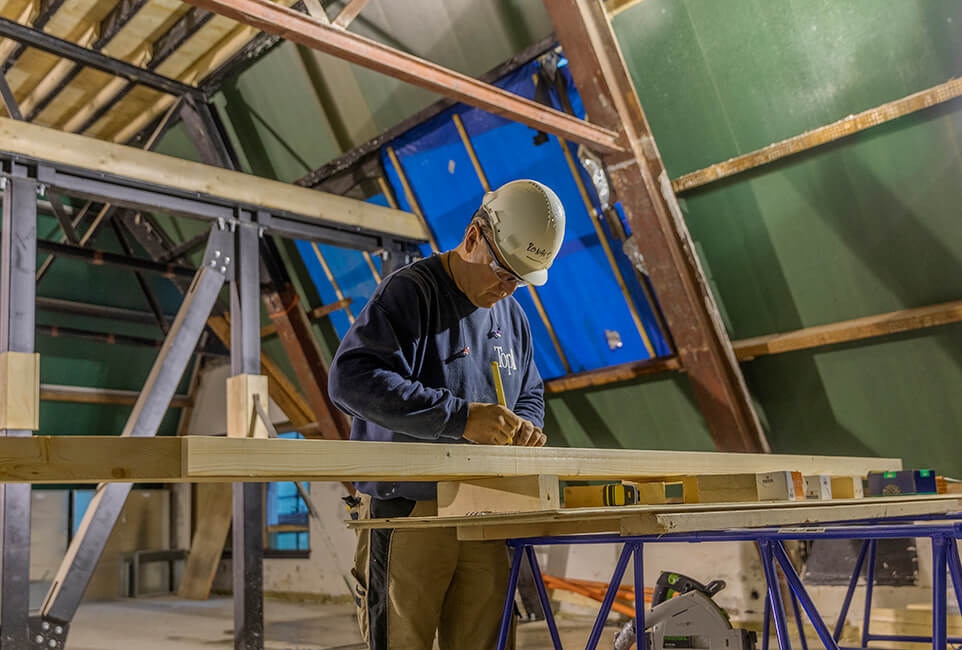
left=490, top=361, right=507, bottom=407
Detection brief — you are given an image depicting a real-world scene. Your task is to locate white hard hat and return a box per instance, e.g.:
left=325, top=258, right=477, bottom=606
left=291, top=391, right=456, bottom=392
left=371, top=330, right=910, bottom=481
left=480, top=180, right=565, bottom=286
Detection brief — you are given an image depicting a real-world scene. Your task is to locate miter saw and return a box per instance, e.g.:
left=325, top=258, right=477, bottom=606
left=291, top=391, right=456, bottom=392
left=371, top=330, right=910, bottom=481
left=613, top=571, right=757, bottom=650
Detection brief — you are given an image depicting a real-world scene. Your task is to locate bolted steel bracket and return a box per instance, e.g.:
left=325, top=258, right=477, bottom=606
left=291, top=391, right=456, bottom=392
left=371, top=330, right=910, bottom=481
left=27, top=616, right=68, bottom=649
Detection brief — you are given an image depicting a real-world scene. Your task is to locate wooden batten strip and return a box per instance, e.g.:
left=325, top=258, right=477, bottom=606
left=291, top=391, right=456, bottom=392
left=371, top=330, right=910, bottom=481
left=672, top=77, right=962, bottom=193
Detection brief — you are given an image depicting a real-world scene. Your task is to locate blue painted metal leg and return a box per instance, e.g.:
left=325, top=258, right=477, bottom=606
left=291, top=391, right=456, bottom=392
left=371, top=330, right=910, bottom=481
left=762, top=594, right=771, bottom=650
left=772, top=541, right=839, bottom=650
left=758, top=541, right=792, bottom=649
left=497, top=544, right=525, bottom=650
left=860, top=540, right=877, bottom=648
left=833, top=540, right=869, bottom=642
left=585, top=543, right=633, bottom=650
left=789, top=589, right=808, bottom=650
left=947, top=540, right=962, bottom=618
left=932, top=536, right=948, bottom=650
left=633, top=543, right=645, bottom=650
left=523, top=545, right=563, bottom=650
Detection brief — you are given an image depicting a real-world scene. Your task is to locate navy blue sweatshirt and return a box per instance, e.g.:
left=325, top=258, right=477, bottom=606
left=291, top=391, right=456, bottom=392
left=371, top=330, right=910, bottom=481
left=328, top=254, right=545, bottom=501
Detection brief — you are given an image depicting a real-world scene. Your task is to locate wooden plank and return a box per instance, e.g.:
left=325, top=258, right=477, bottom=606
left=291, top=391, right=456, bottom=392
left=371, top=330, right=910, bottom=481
left=672, top=78, right=962, bottom=194
left=351, top=494, right=958, bottom=532
left=177, top=481, right=231, bottom=600
left=438, top=475, right=559, bottom=517
left=543, top=356, right=681, bottom=394
left=39, top=383, right=192, bottom=408
left=733, top=299, right=962, bottom=360
left=0, top=351, right=39, bottom=430
left=0, top=436, right=901, bottom=484
left=0, top=436, right=182, bottom=483
left=456, top=497, right=962, bottom=541
left=457, top=516, right=640, bottom=542
left=687, top=471, right=805, bottom=504
left=627, top=498, right=962, bottom=535
left=185, top=437, right=901, bottom=483
left=0, top=117, right=427, bottom=241
left=544, top=299, right=962, bottom=393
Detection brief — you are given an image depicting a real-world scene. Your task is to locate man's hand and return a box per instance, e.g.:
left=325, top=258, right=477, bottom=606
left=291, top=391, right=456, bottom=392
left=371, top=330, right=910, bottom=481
left=463, top=403, right=522, bottom=445
left=513, top=420, right=547, bottom=447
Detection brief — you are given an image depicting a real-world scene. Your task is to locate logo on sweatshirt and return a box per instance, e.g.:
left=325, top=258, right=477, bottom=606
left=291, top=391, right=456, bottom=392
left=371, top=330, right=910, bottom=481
left=494, top=345, right=517, bottom=376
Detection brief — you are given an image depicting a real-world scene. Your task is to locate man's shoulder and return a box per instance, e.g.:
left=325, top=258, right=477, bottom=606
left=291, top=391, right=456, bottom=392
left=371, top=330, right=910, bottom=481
left=374, top=256, right=443, bottom=304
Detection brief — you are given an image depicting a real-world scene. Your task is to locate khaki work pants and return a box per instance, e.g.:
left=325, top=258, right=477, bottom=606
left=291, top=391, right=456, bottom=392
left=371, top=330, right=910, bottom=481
left=353, top=496, right=514, bottom=649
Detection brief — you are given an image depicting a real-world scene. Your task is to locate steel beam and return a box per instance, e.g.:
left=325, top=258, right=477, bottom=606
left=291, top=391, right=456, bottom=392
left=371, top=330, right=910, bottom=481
left=40, top=227, right=232, bottom=630
left=0, top=73, right=21, bottom=121
left=0, top=164, right=36, bottom=648
left=230, top=218, right=264, bottom=650
left=543, top=0, right=769, bottom=453
left=180, top=0, right=621, bottom=152
left=36, top=239, right=197, bottom=280
left=0, top=17, right=194, bottom=98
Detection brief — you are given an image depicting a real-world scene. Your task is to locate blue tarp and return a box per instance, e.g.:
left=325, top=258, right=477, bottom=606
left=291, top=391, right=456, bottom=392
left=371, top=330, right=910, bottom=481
left=296, top=50, right=670, bottom=380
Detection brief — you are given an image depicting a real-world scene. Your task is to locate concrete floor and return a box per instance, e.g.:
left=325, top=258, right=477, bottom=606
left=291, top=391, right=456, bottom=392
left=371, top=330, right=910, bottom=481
left=67, top=596, right=617, bottom=649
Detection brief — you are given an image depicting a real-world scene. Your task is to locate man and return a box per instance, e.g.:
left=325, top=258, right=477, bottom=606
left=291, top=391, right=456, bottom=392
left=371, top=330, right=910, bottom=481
left=329, top=179, right=566, bottom=649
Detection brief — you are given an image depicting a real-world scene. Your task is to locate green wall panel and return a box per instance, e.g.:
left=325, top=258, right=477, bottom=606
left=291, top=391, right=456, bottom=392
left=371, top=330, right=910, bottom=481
left=610, top=0, right=962, bottom=472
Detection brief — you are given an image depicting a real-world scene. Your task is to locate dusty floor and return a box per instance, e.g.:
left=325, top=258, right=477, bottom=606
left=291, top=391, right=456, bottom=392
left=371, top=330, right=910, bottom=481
left=67, top=596, right=618, bottom=649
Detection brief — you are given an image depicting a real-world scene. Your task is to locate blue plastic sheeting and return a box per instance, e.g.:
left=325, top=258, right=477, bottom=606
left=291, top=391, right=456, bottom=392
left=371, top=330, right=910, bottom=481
left=296, top=50, right=670, bottom=380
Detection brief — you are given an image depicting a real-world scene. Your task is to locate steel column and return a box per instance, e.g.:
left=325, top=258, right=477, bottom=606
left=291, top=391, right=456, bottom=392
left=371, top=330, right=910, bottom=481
left=230, top=218, right=264, bottom=650
left=40, top=227, right=232, bottom=630
left=0, top=166, right=36, bottom=649
left=543, top=0, right=769, bottom=453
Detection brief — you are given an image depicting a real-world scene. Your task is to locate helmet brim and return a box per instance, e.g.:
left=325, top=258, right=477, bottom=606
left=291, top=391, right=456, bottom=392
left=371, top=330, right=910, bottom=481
left=520, top=267, right=548, bottom=287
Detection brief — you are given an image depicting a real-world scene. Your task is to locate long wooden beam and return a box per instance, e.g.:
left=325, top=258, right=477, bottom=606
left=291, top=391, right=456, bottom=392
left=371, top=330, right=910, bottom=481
left=179, top=0, right=622, bottom=153
left=545, top=299, right=962, bottom=393
left=0, top=117, right=427, bottom=241
left=0, top=436, right=900, bottom=484
left=672, top=77, right=962, bottom=194
left=733, top=299, right=962, bottom=360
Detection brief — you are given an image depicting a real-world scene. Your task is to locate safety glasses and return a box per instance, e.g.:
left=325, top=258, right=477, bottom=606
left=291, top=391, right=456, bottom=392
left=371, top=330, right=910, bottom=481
left=480, top=230, right=528, bottom=287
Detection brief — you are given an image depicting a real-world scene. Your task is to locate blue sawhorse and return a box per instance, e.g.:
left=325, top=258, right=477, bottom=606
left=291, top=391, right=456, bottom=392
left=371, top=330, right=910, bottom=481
left=497, top=521, right=962, bottom=649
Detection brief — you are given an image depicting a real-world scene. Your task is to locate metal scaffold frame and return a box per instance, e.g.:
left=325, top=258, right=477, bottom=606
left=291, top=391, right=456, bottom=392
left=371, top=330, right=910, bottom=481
left=0, top=116, right=422, bottom=647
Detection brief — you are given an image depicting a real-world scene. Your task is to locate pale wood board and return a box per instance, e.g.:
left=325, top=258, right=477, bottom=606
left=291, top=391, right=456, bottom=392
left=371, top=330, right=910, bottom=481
left=0, top=117, right=427, bottom=241
left=177, top=482, right=232, bottom=600
left=438, top=475, right=559, bottom=517
left=0, top=436, right=903, bottom=484
left=185, top=436, right=901, bottom=482
left=459, top=499, right=961, bottom=541
left=350, top=494, right=962, bottom=532
left=0, top=436, right=183, bottom=483
left=624, top=499, right=961, bottom=535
